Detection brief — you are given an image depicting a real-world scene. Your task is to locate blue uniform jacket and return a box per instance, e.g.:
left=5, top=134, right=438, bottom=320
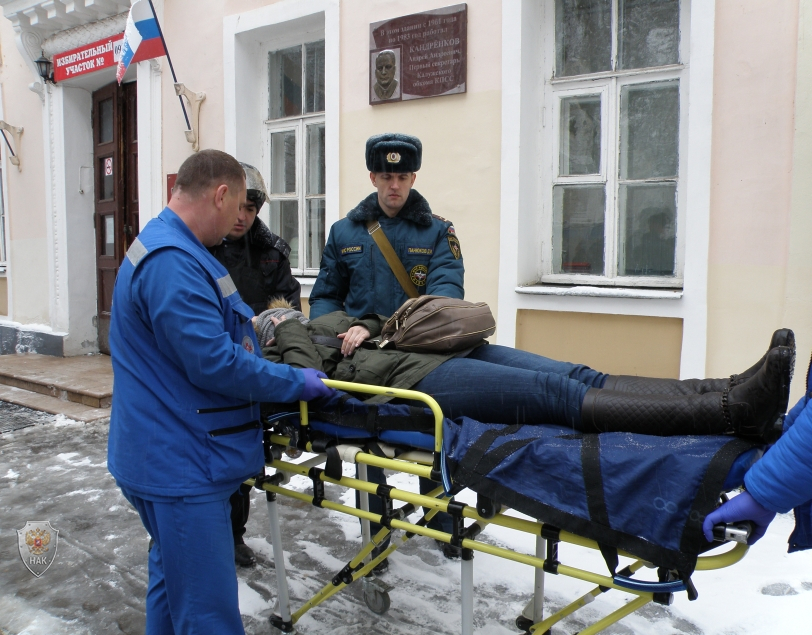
left=309, top=190, right=464, bottom=319
left=108, top=208, right=305, bottom=500
left=745, top=356, right=812, bottom=550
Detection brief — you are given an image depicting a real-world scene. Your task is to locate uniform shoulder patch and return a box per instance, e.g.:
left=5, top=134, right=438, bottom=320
left=447, top=235, right=462, bottom=260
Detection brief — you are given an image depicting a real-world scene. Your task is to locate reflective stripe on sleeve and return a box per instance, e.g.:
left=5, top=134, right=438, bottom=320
left=126, top=238, right=148, bottom=266
left=217, top=274, right=238, bottom=298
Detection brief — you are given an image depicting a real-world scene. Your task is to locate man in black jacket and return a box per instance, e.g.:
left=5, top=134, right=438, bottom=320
left=210, top=163, right=301, bottom=314
left=209, top=162, right=301, bottom=567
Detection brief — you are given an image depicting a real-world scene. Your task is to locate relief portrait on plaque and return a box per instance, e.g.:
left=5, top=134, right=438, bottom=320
left=370, top=47, right=402, bottom=103
left=369, top=4, right=467, bottom=105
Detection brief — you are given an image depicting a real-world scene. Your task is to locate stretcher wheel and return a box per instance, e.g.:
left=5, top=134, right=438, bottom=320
left=363, top=587, right=391, bottom=614
left=515, top=615, right=550, bottom=635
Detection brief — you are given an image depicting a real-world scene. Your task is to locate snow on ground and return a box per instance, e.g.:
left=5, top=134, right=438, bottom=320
left=1, top=412, right=810, bottom=634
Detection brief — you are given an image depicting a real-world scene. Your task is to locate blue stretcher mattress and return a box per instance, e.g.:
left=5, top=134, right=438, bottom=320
left=264, top=392, right=761, bottom=574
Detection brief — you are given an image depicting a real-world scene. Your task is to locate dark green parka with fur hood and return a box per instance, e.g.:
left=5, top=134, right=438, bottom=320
left=262, top=311, right=455, bottom=404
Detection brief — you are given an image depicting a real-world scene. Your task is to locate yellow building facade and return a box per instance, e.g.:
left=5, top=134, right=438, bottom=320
left=0, top=0, right=810, bottom=402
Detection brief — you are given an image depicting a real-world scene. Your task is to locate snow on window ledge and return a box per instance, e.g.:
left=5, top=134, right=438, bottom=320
left=515, top=285, right=683, bottom=300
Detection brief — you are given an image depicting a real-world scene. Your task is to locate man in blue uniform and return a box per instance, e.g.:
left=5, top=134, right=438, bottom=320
left=309, top=133, right=464, bottom=560
left=108, top=150, right=333, bottom=634
left=309, top=133, right=463, bottom=320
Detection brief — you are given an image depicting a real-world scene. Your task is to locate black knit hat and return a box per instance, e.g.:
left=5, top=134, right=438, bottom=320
left=365, top=133, right=422, bottom=173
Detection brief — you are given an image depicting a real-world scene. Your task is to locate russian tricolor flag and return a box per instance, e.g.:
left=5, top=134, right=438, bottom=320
left=116, top=0, right=167, bottom=83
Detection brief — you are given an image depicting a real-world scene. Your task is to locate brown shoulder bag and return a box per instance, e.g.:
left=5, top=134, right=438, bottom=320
left=379, top=295, right=496, bottom=353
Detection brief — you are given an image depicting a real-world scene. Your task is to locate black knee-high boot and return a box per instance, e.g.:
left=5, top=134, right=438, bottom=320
left=581, top=346, right=794, bottom=443
left=600, top=375, right=729, bottom=395
left=601, top=328, right=795, bottom=396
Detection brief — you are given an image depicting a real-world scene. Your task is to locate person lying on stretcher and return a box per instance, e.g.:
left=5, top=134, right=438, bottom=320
left=255, top=300, right=793, bottom=446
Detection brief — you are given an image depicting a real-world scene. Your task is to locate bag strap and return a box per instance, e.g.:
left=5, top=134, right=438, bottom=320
left=309, top=335, right=378, bottom=351
left=366, top=220, right=419, bottom=299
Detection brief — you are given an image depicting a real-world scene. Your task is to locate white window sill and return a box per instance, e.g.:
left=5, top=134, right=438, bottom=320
left=516, top=285, right=683, bottom=300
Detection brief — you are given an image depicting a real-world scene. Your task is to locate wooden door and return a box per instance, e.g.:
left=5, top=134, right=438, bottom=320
left=93, top=81, right=138, bottom=354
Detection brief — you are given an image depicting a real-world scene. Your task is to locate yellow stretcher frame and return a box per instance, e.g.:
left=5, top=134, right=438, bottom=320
left=253, top=379, right=749, bottom=635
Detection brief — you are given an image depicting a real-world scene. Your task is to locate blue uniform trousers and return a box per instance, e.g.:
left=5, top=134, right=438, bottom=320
left=121, top=487, right=244, bottom=635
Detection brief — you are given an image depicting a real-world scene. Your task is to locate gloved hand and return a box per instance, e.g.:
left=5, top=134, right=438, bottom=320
left=299, top=368, right=334, bottom=402
left=702, top=491, right=776, bottom=545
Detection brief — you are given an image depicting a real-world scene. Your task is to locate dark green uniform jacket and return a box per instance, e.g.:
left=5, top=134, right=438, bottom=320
left=262, top=311, right=455, bottom=404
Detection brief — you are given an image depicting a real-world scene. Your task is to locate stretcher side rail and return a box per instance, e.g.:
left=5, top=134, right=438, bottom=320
left=255, top=379, right=752, bottom=635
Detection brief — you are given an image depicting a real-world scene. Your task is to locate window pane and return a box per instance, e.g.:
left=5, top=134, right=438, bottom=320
left=618, top=183, right=677, bottom=276
left=100, top=157, right=114, bottom=200
left=103, top=215, right=115, bottom=256
left=306, top=124, right=326, bottom=196
left=553, top=184, right=605, bottom=275
left=555, top=0, right=612, bottom=77
left=560, top=95, right=601, bottom=175
left=270, top=131, right=297, bottom=195
left=619, top=81, right=679, bottom=180
left=99, top=98, right=113, bottom=144
left=306, top=199, right=326, bottom=269
left=305, top=40, right=326, bottom=114
left=619, top=0, right=679, bottom=70
left=269, top=46, right=302, bottom=119
left=269, top=200, right=300, bottom=268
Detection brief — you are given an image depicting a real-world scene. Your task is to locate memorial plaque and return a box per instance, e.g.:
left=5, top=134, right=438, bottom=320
left=369, top=4, right=467, bottom=105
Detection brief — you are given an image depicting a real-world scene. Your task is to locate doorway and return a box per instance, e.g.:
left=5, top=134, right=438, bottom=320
left=93, top=81, right=138, bottom=354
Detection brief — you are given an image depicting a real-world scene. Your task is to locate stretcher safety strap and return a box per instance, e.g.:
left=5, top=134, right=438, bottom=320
left=446, top=425, right=756, bottom=575
left=581, top=435, right=619, bottom=576
left=679, top=437, right=756, bottom=556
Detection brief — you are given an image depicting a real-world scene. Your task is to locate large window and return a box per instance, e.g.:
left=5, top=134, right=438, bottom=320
left=266, top=40, right=326, bottom=275
left=543, top=0, right=686, bottom=287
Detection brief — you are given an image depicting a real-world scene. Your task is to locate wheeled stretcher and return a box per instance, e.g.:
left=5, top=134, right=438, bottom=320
left=249, top=379, right=760, bottom=635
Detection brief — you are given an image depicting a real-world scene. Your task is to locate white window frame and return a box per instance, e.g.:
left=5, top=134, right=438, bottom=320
left=539, top=0, right=691, bottom=289
left=263, top=38, right=326, bottom=277
left=497, top=0, right=717, bottom=379
left=224, top=0, right=339, bottom=291
left=0, top=82, right=9, bottom=273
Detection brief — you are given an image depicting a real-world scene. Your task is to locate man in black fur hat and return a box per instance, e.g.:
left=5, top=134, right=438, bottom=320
left=309, top=133, right=463, bottom=320
left=209, top=162, right=300, bottom=567
left=309, top=133, right=465, bottom=561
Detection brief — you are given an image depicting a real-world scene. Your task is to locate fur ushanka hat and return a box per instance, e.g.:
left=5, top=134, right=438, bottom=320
left=365, top=133, right=422, bottom=173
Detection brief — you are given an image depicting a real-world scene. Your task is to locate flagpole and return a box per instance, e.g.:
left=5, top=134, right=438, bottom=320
left=1, top=130, right=15, bottom=159
left=146, top=0, right=191, bottom=130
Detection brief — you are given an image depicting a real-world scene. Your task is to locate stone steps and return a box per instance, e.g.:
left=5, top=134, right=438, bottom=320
left=0, top=354, right=112, bottom=422
left=0, top=384, right=110, bottom=423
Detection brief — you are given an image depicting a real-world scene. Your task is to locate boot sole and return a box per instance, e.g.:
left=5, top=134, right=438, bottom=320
left=776, top=345, right=794, bottom=415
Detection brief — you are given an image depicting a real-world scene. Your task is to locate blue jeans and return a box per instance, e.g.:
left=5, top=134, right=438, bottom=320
left=412, top=344, right=607, bottom=429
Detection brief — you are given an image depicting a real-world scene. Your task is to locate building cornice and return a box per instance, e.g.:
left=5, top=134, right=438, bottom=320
left=1, top=1, right=130, bottom=37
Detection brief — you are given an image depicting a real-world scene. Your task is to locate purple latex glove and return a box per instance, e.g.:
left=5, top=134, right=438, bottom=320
left=299, top=368, right=334, bottom=402
left=702, top=491, right=776, bottom=545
